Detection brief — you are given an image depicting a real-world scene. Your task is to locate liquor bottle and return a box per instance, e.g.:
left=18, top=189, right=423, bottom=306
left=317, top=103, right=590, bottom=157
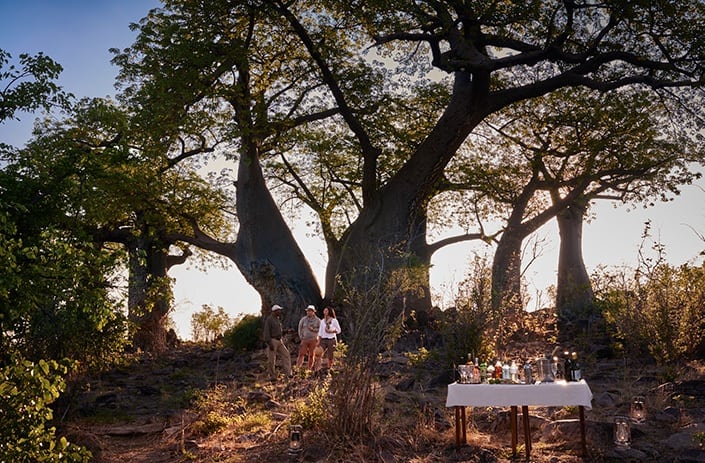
left=473, top=357, right=480, bottom=383
left=571, top=352, right=581, bottom=381
left=509, top=360, right=518, bottom=383
left=479, top=362, right=488, bottom=383
left=494, top=360, right=503, bottom=380
left=502, top=361, right=510, bottom=381
left=523, top=360, right=533, bottom=384
left=563, top=350, right=573, bottom=381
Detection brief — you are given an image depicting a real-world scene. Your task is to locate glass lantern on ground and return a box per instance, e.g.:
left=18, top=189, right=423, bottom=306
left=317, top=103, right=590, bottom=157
left=288, top=425, right=303, bottom=455
left=613, top=416, right=631, bottom=448
left=630, top=396, right=646, bottom=423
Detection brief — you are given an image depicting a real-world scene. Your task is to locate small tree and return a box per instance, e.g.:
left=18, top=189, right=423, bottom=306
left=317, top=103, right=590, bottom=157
left=191, top=304, right=233, bottom=343
left=440, top=253, right=495, bottom=370
left=328, top=249, right=424, bottom=439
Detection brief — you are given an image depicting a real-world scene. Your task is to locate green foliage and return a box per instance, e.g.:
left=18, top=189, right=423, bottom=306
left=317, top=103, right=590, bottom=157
left=222, top=314, right=262, bottom=352
left=192, top=411, right=233, bottom=435
left=0, top=49, right=71, bottom=123
left=232, top=411, right=270, bottom=433
left=191, top=304, right=233, bottom=343
left=0, top=357, right=91, bottom=462
left=1, top=55, right=128, bottom=369
left=404, top=347, right=432, bottom=368
left=593, top=231, right=705, bottom=364
left=438, top=254, right=494, bottom=370
left=290, top=383, right=330, bottom=429
left=0, top=213, right=128, bottom=367
left=188, top=384, right=272, bottom=438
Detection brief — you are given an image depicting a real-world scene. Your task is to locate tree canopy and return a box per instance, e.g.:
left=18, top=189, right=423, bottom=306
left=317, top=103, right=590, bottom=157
left=109, top=0, right=705, bottom=328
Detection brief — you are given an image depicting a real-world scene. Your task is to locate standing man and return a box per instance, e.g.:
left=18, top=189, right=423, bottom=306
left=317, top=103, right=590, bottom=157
left=262, top=304, right=293, bottom=380
left=297, top=305, right=320, bottom=371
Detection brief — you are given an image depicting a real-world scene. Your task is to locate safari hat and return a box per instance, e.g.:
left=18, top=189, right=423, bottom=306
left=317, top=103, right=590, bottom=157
left=271, top=304, right=283, bottom=312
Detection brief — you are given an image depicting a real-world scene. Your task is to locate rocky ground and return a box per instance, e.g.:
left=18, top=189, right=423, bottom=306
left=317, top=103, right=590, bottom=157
left=57, top=323, right=705, bottom=463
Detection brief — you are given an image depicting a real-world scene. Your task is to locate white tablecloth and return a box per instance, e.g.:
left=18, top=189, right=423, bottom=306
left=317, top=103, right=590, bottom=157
left=446, top=380, right=593, bottom=409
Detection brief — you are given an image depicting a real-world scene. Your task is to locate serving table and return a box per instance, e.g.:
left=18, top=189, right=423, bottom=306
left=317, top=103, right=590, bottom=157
left=446, top=380, right=593, bottom=459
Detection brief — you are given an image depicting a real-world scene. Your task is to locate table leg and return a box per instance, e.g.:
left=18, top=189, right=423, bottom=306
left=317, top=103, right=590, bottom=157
left=579, top=405, right=587, bottom=456
left=510, top=405, right=518, bottom=456
left=455, top=406, right=461, bottom=447
left=454, top=406, right=468, bottom=446
left=522, top=405, right=531, bottom=460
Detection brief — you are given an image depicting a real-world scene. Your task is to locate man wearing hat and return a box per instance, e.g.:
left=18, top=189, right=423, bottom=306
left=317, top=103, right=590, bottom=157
left=262, top=304, right=293, bottom=379
left=296, top=305, right=321, bottom=371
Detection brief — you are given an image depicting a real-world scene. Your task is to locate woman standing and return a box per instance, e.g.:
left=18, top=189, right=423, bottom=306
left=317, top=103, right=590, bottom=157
left=317, top=307, right=341, bottom=370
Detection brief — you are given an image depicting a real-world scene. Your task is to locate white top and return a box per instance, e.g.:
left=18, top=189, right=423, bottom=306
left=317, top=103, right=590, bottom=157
left=317, top=317, right=341, bottom=339
left=446, top=380, right=593, bottom=409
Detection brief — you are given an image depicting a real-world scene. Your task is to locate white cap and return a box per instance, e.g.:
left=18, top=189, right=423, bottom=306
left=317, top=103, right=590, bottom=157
left=306, top=305, right=316, bottom=312
left=271, top=304, right=283, bottom=311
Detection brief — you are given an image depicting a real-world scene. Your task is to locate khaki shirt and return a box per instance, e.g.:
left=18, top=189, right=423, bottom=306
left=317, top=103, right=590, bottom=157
left=298, top=315, right=320, bottom=341
left=262, top=314, right=283, bottom=342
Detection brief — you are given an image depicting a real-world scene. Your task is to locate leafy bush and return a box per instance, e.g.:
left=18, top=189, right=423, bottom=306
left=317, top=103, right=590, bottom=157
left=222, top=314, right=262, bottom=351
left=0, top=357, right=91, bottom=462
left=0, top=214, right=128, bottom=369
left=593, top=235, right=705, bottom=364
left=437, top=254, right=494, bottom=370
left=191, top=304, right=233, bottom=342
left=291, top=383, right=330, bottom=429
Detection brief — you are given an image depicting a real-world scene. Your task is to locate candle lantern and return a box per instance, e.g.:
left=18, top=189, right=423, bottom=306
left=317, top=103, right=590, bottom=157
left=630, top=396, right=646, bottom=423
left=613, top=415, right=631, bottom=448
left=288, top=425, right=303, bottom=455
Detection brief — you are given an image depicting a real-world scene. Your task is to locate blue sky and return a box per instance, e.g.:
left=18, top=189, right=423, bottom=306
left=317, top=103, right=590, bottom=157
left=2, top=1, right=704, bottom=339
left=0, top=0, right=160, bottom=144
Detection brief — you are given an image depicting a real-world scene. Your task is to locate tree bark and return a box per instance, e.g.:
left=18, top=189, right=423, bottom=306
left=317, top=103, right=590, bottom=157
left=233, top=146, right=323, bottom=328
left=327, top=72, right=484, bottom=314
left=169, top=144, right=324, bottom=329
left=128, top=241, right=171, bottom=353
left=555, top=198, right=594, bottom=322
left=491, top=230, right=524, bottom=315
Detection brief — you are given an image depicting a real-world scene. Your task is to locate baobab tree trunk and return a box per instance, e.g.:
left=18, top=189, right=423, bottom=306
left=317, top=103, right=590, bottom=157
left=166, top=146, right=324, bottom=329
left=233, top=145, right=322, bottom=328
left=555, top=198, right=594, bottom=325
left=491, top=230, right=524, bottom=315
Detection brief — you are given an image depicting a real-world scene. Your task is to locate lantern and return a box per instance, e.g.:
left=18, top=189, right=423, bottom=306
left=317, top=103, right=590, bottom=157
left=630, top=396, right=646, bottom=423
left=613, top=415, right=631, bottom=448
left=288, top=425, right=303, bottom=455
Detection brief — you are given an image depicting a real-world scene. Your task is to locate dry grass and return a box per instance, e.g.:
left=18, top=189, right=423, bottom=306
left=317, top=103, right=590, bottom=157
left=59, top=314, right=705, bottom=463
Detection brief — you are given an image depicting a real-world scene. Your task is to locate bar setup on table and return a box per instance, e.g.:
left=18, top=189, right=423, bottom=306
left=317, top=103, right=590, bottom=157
left=446, top=353, right=593, bottom=459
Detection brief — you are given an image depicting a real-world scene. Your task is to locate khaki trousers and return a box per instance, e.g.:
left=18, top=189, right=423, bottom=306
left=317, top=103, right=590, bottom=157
left=297, top=338, right=318, bottom=369
left=266, top=338, right=292, bottom=378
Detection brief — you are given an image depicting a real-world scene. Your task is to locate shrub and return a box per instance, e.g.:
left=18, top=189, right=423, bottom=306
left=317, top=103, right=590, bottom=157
left=222, top=314, right=262, bottom=351
left=191, top=304, right=233, bottom=343
left=592, top=233, right=705, bottom=364
left=0, top=357, right=91, bottom=462
left=437, top=254, right=494, bottom=370
left=290, top=383, right=329, bottom=429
